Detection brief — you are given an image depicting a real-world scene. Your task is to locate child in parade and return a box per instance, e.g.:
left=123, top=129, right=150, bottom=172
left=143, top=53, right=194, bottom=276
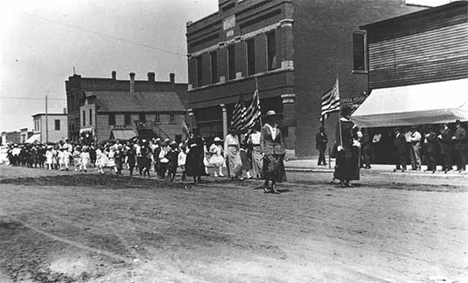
left=107, top=146, right=116, bottom=173
left=125, top=142, right=136, bottom=177
left=73, top=146, right=82, bottom=172
left=45, top=146, right=54, bottom=170
left=159, top=141, right=170, bottom=178
left=96, top=147, right=108, bottom=174
left=80, top=146, right=90, bottom=172
left=178, top=144, right=187, bottom=181
left=209, top=137, right=225, bottom=177
left=63, top=147, right=71, bottom=171
left=240, top=143, right=253, bottom=179
left=58, top=148, right=66, bottom=171
left=165, top=141, right=179, bottom=181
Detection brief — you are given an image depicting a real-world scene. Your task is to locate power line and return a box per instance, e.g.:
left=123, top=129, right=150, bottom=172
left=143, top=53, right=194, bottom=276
left=23, top=12, right=187, bottom=57
left=0, top=96, right=66, bottom=101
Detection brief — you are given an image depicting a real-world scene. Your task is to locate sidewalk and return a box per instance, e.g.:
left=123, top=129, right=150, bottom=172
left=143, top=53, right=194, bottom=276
left=285, top=158, right=468, bottom=178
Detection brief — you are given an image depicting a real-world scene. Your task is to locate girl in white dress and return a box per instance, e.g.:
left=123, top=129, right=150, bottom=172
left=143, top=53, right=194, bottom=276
left=73, top=146, right=81, bottom=172
left=96, top=148, right=109, bottom=174
left=45, top=146, right=54, bottom=170
left=58, top=148, right=66, bottom=171
left=107, top=147, right=116, bottom=173
left=80, top=146, right=90, bottom=172
left=209, top=137, right=225, bottom=177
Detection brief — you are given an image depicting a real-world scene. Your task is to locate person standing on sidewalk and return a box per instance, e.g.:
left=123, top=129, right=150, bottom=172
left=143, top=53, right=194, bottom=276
left=409, top=126, right=422, bottom=171
left=424, top=126, right=439, bottom=173
left=315, top=126, right=328, bottom=166
left=361, top=128, right=372, bottom=169
left=393, top=128, right=407, bottom=172
left=438, top=124, right=453, bottom=173
left=247, top=126, right=263, bottom=179
left=452, top=120, right=466, bottom=172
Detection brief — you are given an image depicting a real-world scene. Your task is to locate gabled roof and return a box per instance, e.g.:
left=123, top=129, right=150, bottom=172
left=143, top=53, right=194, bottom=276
left=86, top=91, right=186, bottom=113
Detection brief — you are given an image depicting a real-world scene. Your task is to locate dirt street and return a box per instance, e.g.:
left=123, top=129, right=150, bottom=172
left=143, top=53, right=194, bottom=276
left=0, top=165, right=467, bottom=283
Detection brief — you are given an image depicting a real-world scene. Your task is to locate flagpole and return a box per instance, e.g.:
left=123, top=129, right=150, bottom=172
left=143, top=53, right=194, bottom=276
left=255, top=77, right=262, bottom=127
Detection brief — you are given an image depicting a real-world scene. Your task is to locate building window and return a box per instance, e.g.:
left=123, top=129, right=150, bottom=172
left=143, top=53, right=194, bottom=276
left=82, top=110, right=86, bottom=126
left=55, top=120, right=60, bottom=131
left=169, top=113, right=176, bottom=124
left=210, top=51, right=218, bottom=84
left=108, top=114, right=116, bottom=125
left=89, top=109, right=93, bottom=125
left=155, top=113, right=161, bottom=124
left=196, top=56, right=203, bottom=87
left=139, top=114, right=146, bottom=123
left=266, top=31, right=277, bottom=71
left=124, top=114, right=131, bottom=126
left=228, top=45, right=236, bottom=80
left=353, top=32, right=367, bottom=72
left=246, top=38, right=256, bottom=76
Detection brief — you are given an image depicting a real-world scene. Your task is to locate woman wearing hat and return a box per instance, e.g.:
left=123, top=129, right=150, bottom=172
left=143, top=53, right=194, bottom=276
left=224, top=128, right=242, bottom=180
left=185, top=128, right=206, bottom=183
left=260, top=110, right=286, bottom=194
left=334, top=105, right=360, bottom=187
left=209, top=137, right=225, bottom=177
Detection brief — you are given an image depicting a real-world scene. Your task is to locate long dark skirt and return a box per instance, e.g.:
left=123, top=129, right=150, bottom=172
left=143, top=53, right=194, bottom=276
left=186, top=147, right=205, bottom=177
left=263, top=154, right=286, bottom=183
left=334, top=149, right=360, bottom=181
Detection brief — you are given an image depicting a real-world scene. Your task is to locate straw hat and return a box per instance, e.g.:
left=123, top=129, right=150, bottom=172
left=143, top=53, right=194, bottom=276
left=213, top=137, right=222, bottom=142
left=266, top=110, right=279, bottom=117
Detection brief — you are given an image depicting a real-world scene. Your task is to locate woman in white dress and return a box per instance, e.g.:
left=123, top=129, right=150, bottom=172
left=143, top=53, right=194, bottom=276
left=209, top=137, right=225, bottom=177
left=80, top=146, right=90, bottom=172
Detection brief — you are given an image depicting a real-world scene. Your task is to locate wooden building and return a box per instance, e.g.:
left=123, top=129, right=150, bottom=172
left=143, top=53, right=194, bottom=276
left=353, top=1, right=468, bottom=127
left=32, top=113, right=68, bottom=143
left=65, top=72, right=188, bottom=143
left=186, top=0, right=424, bottom=157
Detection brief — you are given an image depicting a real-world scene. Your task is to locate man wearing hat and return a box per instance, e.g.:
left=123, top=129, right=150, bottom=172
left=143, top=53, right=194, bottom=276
left=438, top=123, right=453, bottom=173
left=424, top=126, right=439, bottom=173
left=452, top=120, right=466, bottom=172
left=408, top=126, right=422, bottom=171
left=334, top=105, right=360, bottom=187
left=393, top=128, right=407, bottom=172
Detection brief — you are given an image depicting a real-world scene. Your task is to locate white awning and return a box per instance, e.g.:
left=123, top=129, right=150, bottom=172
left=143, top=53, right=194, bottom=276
left=351, top=78, right=468, bottom=128
left=25, top=134, right=41, bottom=144
left=110, top=129, right=136, bottom=140
left=79, top=127, right=94, bottom=134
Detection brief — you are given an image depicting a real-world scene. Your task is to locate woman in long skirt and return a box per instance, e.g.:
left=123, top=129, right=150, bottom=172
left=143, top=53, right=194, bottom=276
left=260, top=110, right=286, bottom=194
left=185, top=129, right=205, bottom=183
left=224, top=128, right=242, bottom=180
left=334, top=105, right=361, bottom=188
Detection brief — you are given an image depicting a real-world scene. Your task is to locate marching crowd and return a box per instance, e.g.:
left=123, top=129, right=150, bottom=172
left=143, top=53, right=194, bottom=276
left=1, top=110, right=287, bottom=193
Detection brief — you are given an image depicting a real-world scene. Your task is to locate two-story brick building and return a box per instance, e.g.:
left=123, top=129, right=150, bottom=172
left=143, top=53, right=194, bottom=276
left=186, top=0, right=424, bottom=157
left=66, top=72, right=188, bottom=143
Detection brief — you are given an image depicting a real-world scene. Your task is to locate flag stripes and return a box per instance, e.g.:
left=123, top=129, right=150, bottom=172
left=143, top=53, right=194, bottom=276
left=230, top=89, right=262, bottom=132
left=321, top=78, right=341, bottom=118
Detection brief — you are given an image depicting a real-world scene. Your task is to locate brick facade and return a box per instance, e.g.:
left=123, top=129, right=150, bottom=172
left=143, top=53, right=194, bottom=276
left=187, top=0, right=424, bottom=157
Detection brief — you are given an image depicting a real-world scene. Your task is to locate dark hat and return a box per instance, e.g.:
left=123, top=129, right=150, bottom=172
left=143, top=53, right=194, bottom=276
left=456, top=119, right=461, bottom=125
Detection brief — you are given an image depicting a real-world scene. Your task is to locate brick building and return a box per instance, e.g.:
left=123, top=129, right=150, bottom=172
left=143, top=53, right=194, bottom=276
left=186, top=0, right=424, bottom=157
left=65, top=72, right=188, bottom=143
left=32, top=112, right=68, bottom=143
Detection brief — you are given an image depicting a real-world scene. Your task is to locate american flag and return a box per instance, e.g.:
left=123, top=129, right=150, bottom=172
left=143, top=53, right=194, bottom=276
left=321, top=78, right=341, bottom=120
left=231, top=88, right=261, bottom=132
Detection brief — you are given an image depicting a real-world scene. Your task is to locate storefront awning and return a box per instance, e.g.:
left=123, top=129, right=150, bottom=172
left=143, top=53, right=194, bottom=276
left=110, top=129, right=136, bottom=141
left=352, top=78, right=468, bottom=128
left=25, top=134, right=41, bottom=144
left=79, top=127, right=94, bottom=134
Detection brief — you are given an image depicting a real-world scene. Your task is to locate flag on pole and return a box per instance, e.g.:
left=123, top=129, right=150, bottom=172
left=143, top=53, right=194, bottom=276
left=321, top=78, right=341, bottom=120
left=181, top=120, right=190, bottom=135
left=231, top=87, right=262, bottom=132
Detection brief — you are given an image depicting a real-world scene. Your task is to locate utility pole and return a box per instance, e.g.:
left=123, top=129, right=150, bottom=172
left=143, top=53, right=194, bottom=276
left=45, top=95, right=49, bottom=143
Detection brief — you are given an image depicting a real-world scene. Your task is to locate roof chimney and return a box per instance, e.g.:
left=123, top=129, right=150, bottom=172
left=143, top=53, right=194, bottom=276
left=129, top=72, right=135, bottom=93
left=147, top=72, right=155, bottom=82
left=111, top=71, right=116, bottom=80
left=170, top=73, right=175, bottom=84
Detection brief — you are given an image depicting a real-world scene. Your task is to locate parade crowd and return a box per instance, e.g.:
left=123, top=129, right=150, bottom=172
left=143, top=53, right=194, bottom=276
left=1, top=110, right=287, bottom=193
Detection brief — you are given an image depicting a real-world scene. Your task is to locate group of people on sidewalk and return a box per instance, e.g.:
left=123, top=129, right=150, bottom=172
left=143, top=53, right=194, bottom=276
left=315, top=105, right=467, bottom=188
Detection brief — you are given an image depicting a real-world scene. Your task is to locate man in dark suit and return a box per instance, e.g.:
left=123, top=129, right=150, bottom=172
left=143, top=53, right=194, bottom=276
left=315, top=126, right=328, bottom=166
left=438, top=124, right=453, bottom=173
left=452, top=120, right=467, bottom=172
left=424, top=126, right=439, bottom=173
left=393, top=128, right=407, bottom=172
left=361, top=128, right=372, bottom=169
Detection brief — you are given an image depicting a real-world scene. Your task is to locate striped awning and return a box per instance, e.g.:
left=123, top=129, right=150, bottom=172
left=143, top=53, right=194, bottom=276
left=352, top=78, right=468, bottom=128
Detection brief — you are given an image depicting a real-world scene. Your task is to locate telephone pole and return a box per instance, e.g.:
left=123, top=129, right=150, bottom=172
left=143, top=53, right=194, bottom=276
left=45, top=95, right=49, bottom=143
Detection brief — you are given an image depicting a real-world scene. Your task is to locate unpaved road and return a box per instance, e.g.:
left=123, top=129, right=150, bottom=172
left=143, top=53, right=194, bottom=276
left=0, top=165, right=467, bottom=283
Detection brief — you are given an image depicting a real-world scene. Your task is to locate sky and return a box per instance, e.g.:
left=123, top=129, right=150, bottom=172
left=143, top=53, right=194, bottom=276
left=0, top=0, right=452, bottom=133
